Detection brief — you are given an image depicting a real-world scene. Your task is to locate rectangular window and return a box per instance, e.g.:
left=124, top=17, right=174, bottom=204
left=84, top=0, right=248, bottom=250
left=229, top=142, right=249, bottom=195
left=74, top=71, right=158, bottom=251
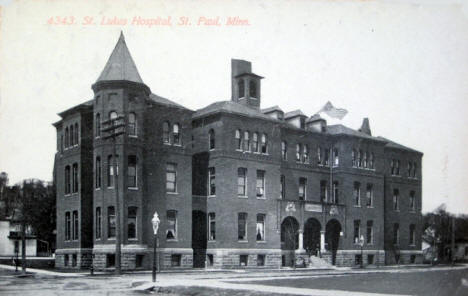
left=281, top=141, right=287, bottom=160
left=257, top=254, right=265, bottom=266
left=166, top=163, right=177, bottom=193
left=303, top=144, right=309, bottom=163
left=320, top=180, right=328, bottom=202
left=256, top=170, right=265, bottom=198
left=333, top=148, right=339, bottom=167
left=324, top=148, right=330, bottom=166
left=252, top=133, right=259, bottom=152
left=363, top=152, right=368, bottom=168
left=128, top=207, right=137, bottom=240
left=238, top=212, right=247, bottom=241
left=354, top=220, right=361, bottom=243
left=72, top=211, right=78, bottom=240
left=358, top=150, right=362, bottom=167
left=393, top=223, right=400, bottom=245
left=108, top=206, right=116, bottom=238
left=261, top=134, right=267, bottom=154
left=409, top=191, right=416, bottom=211
left=366, top=220, right=373, bottom=244
left=299, top=177, right=307, bottom=200
left=407, top=161, right=412, bottom=177
left=369, top=153, right=374, bottom=169
left=244, top=131, right=250, bottom=151
left=65, top=212, right=71, bottom=241
left=352, top=149, right=356, bottom=167
left=128, top=155, right=137, bottom=188
left=317, top=147, right=322, bottom=165
left=256, top=214, right=265, bottom=241
left=393, top=189, right=399, bottom=211
left=412, top=163, right=417, bottom=178
left=171, top=254, right=181, bottom=267
left=172, top=123, right=180, bottom=145
left=237, top=168, right=247, bottom=196
left=166, top=210, right=177, bottom=240
left=72, top=163, right=78, bottom=193
left=235, top=130, right=242, bottom=150
left=296, top=144, right=301, bottom=162
left=354, top=182, right=361, bottom=206
left=368, top=254, right=374, bottom=265
left=107, top=155, right=119, bottom=188
left=366, top=184, right=373, bottom=207
left=106, top=254, right=115, bottom=267
left=64, top=254, right=69, bottom=266
left=240, top=255, right=248, bottom=266
left=96, top=207, right=101, bottom=239
left=208, top=167, right=216, bottom=196
left=409, top=224, right=415, bottom=245
left=208, top=212, right=216, bottom=241
left=396, top=160, right=400, bottom=175
left=280, top=175, right=285, bottom=199
left=72, top=254, right=77, bottom=267
left=332, top=181, right=339, bottom=204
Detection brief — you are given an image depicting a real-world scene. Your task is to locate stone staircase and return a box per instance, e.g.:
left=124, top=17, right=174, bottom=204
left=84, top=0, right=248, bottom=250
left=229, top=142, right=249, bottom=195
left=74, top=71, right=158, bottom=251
left=308, top=255, right=333, bottom=269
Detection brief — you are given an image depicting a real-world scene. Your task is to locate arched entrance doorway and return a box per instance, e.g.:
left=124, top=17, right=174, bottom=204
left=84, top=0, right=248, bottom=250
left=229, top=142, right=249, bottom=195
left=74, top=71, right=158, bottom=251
left=304, top=218, right=321, bottom=255
left=325, top=219, right=342, bottom=265
left=281, top=216, right=299, bottom=267
left=192, top=210, right=207, bottom=268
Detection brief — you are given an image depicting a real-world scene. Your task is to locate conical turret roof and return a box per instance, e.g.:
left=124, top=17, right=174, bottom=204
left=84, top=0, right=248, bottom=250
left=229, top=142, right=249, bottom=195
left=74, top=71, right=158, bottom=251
left=96, top=32, right=144, bottom=84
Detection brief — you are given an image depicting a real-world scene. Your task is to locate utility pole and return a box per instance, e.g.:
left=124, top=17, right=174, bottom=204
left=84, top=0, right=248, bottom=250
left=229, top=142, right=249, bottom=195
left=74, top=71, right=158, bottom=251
left=102, top=115, right=125, bottom=275
left=451, top=216, right=455, bottom=265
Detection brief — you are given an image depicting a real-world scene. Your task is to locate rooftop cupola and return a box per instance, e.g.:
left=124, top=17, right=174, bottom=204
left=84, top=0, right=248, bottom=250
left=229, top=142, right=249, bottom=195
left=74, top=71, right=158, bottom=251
left=306, top=113, right=327, bottom=132
left=92, top=32, right=150, bottom=95
left=231, top=59, right=263, bottom=110
left=359, top=118, right=372, bottom=136
left=284, top=110, right=307, bottom=129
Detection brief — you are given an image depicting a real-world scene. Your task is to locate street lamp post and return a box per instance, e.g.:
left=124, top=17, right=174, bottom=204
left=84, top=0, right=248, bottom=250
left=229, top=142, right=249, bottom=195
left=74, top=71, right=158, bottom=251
left=359, top=235, right=365, bottom=269
left=151, top=212, right=160, bottom=283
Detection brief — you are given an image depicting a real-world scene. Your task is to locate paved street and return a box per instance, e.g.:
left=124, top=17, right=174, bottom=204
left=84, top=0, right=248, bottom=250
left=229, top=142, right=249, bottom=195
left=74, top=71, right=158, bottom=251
left=0, top=264, right=467, bottom=296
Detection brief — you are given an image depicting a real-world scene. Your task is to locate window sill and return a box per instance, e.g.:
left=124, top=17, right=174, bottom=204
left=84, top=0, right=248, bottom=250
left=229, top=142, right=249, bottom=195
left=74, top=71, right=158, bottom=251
left=163, top=142, right=171, bottom=146
left=107, top=187, right=115, bottom=190
left=256, top=196, right=266, bottom=200
left=128, top=238, right=138, bottom=241
left=256, top=240, right=266, bottom=244
left=238, top=195, right=248, bottom=199
left=128, top=187, right=139, bottom=191
left=167, top=192, right=178, bottom=195
left=208, top=195, right=216, bottom=198
left=236, top=149, right=243, bottom=152
left=167, top=239, right=178, bottom=242
left=409, top=244, right=416, bottom=247
left=173, top=144, right=182, bottom=147
left=367, top=206, right=374, bottom=209
left=128, top=135, right=138, bottom=138
left=95, top=188, right=101, bottom=191
left=208, top=240, right=216, bottom=243
left=354, top=205, right=361, bottom=208
left=238, top=240, right=248, bottom=243
left=108, top=238, right=116, bottom=241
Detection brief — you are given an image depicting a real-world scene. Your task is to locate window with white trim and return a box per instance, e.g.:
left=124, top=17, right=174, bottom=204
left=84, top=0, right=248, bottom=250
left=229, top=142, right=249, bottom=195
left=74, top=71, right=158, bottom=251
left=256, top=214, right=265, bottom=241
left=166, top=210, right=177, bottom=240
left=256, top=170, right=265, bottom=198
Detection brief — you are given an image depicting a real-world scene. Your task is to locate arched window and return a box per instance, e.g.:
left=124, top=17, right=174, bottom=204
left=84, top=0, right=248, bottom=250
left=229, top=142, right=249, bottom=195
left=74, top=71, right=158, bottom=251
left=363, top=152, right=368, bottom=168
left=69, top=125, right=74, bottom=146
left=369, top=153, right=374, bottom=169
left=96, top=113, right=101, bottom=138
left=252, top=133, right=259, bottom=152
left=107, top=154, right=119, bottom=188
left=95, top=156, right=101, bottom=189
left=249, top=80, right=257, bottom=98
left=163, top=121, right=170, bottom=143
left=65, top=127, right=69, bottom=148
left=317, top=147, right=322, bottom=165
left=209, top=129, right=215, bottom=150
left=333, top=148, right=339, bottom=166
left=261, top=133, right=267, bottom=154
left=72, top=163, right=78, bottom=193
left=238, top=80, right=245, bottom=98
left=281, top=141, right=287, bottom=160
left=127, top=207, right=137, bottom=240
left=128, top=113, right=136, bottom=136
left=235, top=129, right=242, bottom=150
left=358, top=150, right=362, bottom=167
left=243, top=131, right=250, bottom=151
left=173, top=123, right=180, bottom=145
left=65, top=165, right=71, bottom=194
left=74, top=123, right=79, bottom=146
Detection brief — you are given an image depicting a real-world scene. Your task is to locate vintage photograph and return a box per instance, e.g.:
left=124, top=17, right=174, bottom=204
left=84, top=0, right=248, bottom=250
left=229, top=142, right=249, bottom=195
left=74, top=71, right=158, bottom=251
left=0, top=0, right=467, bottom=295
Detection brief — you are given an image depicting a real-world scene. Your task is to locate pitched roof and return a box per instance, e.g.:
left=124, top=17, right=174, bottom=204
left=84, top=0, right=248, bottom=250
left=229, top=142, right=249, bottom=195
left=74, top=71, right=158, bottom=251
left=376, top=136, right=422, bottom=154
left=306, top=113, right=324, bottom=123
left=96, top=32, right=144, bottom=84
left=193, top=101, right=275, bottom=121
left=261, top=105, right=283, bottom=114
left=148, top=93, right=189, bottom=110
left=57, top=99, right=93, bottom=118
left=327, top=124, right=385, bottom=142
left=284, top=109, right=307, bottom=119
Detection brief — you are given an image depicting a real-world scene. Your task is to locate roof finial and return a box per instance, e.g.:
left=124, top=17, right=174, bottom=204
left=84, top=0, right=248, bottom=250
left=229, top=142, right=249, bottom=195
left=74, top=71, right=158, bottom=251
left=119, top=30, right=125, bottom=41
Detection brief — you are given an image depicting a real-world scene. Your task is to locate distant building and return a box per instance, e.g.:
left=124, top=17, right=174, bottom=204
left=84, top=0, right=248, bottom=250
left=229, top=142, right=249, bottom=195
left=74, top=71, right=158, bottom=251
left=53, top=33, right=423, bottom=270
left=0, top=218, right=37, bottom=257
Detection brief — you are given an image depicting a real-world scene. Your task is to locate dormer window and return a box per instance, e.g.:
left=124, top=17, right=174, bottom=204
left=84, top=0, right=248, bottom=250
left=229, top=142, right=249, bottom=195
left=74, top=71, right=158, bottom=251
left=238, top=80, right=245, bottom=99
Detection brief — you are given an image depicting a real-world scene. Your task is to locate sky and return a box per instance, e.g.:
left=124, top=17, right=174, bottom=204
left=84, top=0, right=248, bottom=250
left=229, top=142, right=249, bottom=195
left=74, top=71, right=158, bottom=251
left=0, top=0, right=467, bottom=214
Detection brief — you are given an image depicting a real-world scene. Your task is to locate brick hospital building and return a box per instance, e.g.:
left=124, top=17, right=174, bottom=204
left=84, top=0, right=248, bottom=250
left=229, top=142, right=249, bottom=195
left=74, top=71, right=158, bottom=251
left=53, top=33, right=423, bottom=270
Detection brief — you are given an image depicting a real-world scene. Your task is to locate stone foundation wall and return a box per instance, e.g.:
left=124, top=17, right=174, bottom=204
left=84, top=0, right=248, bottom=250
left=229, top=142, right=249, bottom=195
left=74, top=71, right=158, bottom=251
left=321, top=250, right=386, bottom=267
left=385, top=250, right=423, bottom=265
left=55, top=249, right=92, bottom=270
left=207, top=249, right=282, bottom=269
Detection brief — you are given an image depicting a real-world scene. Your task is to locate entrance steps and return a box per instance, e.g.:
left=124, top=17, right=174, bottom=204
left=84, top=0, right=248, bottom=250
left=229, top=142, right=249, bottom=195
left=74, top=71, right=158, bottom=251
left=308, top=256, right=333, bottom=269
